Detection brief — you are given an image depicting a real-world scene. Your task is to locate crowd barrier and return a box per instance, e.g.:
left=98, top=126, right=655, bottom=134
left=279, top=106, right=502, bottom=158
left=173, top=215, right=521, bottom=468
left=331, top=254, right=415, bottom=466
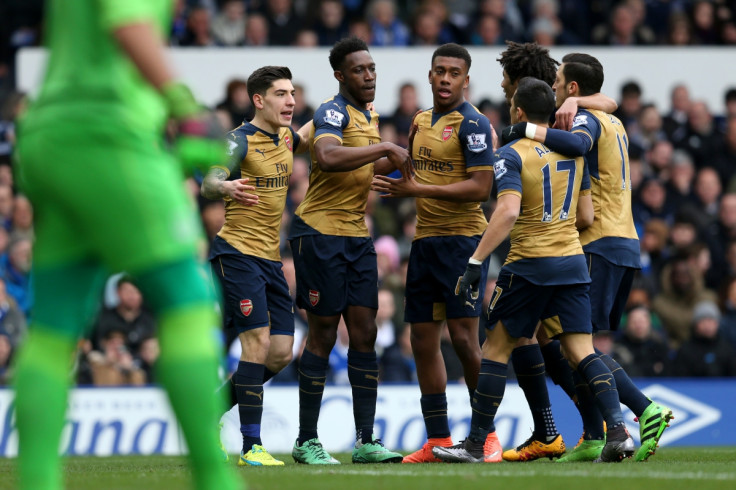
left=0, top=379, right=731, bottom=457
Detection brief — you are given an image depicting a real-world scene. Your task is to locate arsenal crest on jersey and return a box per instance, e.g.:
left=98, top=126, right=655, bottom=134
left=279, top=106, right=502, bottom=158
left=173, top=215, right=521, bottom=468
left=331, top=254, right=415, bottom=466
left=309, top=289, right=320, bottom=307
left=240, top=299, right=253, bottom=316
left=284, top=135, right=292, bottom=151
left=442, top=126, right=453, bottom=141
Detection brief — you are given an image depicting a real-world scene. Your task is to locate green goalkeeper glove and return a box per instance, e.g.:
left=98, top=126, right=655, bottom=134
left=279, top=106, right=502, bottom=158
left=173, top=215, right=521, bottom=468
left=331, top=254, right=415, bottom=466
left=162, top=82, right=226, bottom=174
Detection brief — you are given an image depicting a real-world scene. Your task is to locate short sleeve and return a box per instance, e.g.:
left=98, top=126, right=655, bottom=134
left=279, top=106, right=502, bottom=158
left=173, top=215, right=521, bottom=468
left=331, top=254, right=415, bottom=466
left=459, top=112, right=494, bottom=170
left=493, top=147, right=522, bottom=197
left=570, top=109, right=601, bottom=149
left=313, top=99, right=349, bottom=141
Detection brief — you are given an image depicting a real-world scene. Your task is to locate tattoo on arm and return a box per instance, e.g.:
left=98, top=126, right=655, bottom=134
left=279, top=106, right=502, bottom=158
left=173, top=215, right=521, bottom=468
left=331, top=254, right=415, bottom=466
left=201, top=167, right=229, bottom=200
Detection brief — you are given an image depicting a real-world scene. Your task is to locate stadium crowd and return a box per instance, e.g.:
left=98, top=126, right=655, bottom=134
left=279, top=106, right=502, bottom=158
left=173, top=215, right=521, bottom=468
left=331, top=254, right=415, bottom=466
left=1, top=0, right=736, bottom=386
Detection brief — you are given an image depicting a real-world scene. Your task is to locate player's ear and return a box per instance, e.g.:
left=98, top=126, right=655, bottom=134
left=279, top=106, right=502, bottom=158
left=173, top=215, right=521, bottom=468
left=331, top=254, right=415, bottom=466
left=569, top=80, right=579, bottom=96
left=252, top=93, right=264, bottom=110
left=334, top=70, right=344, bottom=83
left=464, top=75, right=470, bottom=90
left=428, top=69, right=432, bottom=84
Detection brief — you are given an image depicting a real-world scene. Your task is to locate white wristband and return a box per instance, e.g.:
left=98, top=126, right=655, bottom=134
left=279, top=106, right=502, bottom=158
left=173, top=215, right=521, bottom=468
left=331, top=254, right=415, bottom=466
left=468, top=257, right=483, bottom=265
left=525, top=123, right=538, bottom=139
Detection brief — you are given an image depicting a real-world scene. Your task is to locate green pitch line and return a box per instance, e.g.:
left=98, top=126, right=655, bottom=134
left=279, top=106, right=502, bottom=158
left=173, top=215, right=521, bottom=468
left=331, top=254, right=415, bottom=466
left=0, top=447, right=734, bottom=490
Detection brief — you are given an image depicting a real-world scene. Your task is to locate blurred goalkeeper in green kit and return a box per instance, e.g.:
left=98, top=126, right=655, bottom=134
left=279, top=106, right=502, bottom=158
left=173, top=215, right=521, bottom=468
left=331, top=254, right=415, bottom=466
left=13, top=1, right=241, bottom=489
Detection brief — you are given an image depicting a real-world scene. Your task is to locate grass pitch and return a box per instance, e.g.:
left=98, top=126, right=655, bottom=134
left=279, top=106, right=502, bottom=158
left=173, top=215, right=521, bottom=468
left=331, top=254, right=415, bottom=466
left=1, top=447, right=734, bottom=490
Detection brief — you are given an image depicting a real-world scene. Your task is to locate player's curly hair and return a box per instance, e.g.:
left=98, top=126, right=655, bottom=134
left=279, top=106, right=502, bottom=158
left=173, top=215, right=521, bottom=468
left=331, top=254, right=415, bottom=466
left=432, top=43, right=472, bottom=71
left=329, top=37, right=370, bottom=71
left=247, top=66, right=293, bottom=103
left=497, top=41, right=558, bottom=87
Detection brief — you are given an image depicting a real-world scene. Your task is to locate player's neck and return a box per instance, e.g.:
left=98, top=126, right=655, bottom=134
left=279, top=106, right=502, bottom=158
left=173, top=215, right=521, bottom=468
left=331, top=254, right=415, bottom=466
left=339, top=88, right=369, bottom=111
left=250, top=114, right=280, bottom=135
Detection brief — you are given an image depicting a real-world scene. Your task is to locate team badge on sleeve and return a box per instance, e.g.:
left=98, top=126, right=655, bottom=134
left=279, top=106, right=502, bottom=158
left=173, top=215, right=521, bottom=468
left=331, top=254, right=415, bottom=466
left=442, top=126, right=453, bottom=141
left=226, top=139, right=239, bottom=156
left=309, top=289, right=320, bottom=306
left=572, top=115, right=588, bottom=128
left=284, top=135, right=292, bottom=151
left=323, top=109, right=345, bottom=127
left=466, top=133, right=488, bottom=153
left=493, top=159, right=507, bottom=179
left=240, top=299, right=253, bottom=317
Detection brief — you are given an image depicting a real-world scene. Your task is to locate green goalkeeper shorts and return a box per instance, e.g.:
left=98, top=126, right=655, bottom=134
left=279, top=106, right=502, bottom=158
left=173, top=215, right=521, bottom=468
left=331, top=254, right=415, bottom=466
left=16, top=123, right=203, bottom=274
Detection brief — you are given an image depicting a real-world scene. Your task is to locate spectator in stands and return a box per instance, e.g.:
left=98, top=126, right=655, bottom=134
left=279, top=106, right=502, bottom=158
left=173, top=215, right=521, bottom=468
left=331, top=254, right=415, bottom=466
left=180, top=6, right=219, bottom=47
left=379, top=323, right=416, bottom=382
left=0, top=330, right=11, bottom=385
left=211, top=0, right=246, bottom=47
left=0, top=92, right=24, bottom=159
left=645, top=139, right=673, bottom=180
left=0, top=276, right=25, bottom=348
left=244, top=13, right=269, bottom=46
left=92, top=277, right=156, bottom=358
left=349, top=19, right=373, bottom=44
left=0, top=184, right=13, bottom=230
left=680, top=167, right=723, bottom=233
left=292, top=84, right=314, bottom=129
left=639, top=219, right=670, bottom=293
left=592, top=2, right=655, bottom=45
left=420, top=0, right=463, bottom=43
left=614, top=305, right=670, bottom=377
left=313, top=0, right=350, bottom=46
left=631, top=103, right=666, bottom=154
left=613, top=80, right=644, bottom=136
left=470, top=14, right=504, bottom=46
left=262, top=0, right=303, bottom=46
left=86, top=328, right=147, bottom=386
left=666, top=149, right=697, bottom=206
left=474, top=0, right=525, bottom=43
left=368, top=0, right=411, bottom=46
left=215, top=79, right=253, bottom=127
left=719, top=276, right=736, bottom=349
left=10, top=194, right=33, bottom=243
left=667, top=11, right=694, bottom=45
left=691, top=0, right=719, bottom=44
left=294, top=29, right=319, bottom=47
left=672, top=300, right=736, bottom=376
left=527, top=0, right=581, bottom=45
left=0, top=236, right=31, bottom=316
left=375, top=287, right=397, bottom=356
left=663, top=84, right=692, bottom=145
left=388, top=83, right=421, bottom=148
left=137, top=336, right=160, bottom=384
left=684, top=101, right=722, bottom=169
left=411, top=7, right=444, bottom=45
left=632, top=177, right=676, bottom=231
left=652, top=255, right=719, bottom=348
left=714, top=118, right=736, bottom=190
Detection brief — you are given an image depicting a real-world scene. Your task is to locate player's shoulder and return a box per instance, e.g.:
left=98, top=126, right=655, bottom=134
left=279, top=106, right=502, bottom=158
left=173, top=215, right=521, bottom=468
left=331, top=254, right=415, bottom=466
left=572, top=109, right=603, bottom=129
left=458, top=102, right=490, bottom=124
left=228, top=121, right=257, bottom=138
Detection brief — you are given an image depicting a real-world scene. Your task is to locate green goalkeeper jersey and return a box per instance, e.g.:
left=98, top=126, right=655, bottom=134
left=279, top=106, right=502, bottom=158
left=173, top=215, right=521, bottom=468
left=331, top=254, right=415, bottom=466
left=22, top=0, right=173, bottom=136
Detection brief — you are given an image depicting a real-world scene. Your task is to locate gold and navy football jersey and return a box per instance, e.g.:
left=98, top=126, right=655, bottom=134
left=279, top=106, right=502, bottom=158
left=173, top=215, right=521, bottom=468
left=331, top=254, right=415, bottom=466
left=412, top=102, right=493, bottom=239
left=291, top=93, right=380, bottom=238
left=213, top=122, right=299, bottom=262
left=570, top=109, right=640, bottom=268
left=494, top=137, right=590, bottom=285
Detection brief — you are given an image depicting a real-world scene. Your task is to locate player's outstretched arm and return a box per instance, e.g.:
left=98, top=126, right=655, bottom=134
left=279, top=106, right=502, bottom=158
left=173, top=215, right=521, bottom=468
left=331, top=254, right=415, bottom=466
left=201, top=169, right=259, bottom=206
left=295, top=121, right=313, bottom=153
left=554, top=93, right=617, bottom=130
left=315, top=138, right=409, bottom=173
left=503, top=122, right=591, bottom=157
left=372, top=169, right=492, bottom=202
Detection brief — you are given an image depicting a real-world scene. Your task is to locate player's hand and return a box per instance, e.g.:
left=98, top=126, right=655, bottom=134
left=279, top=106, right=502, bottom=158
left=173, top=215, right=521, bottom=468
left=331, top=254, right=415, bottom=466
left=455, top=260, right=482, bottom=307
left=163, top=82, right=227, bottom=174
left=224, top=178, right=259, bottom=206
left=371, top=173, right=419, bottom=198
left=501, top=122, right=527, bottom=146
left=554, top=97, right=579, bottom=130
left=386, top=143, right=413, bottom=179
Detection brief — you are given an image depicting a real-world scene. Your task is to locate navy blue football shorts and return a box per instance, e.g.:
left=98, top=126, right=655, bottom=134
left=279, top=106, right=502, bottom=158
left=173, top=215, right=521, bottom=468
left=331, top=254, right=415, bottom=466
left=290, top=233, right=378, bottom=316
left=486, top=268, right=592, bottom=339
left=405, top=235, right=488, bottom=323
left=210, top=240, right=294, bottom=336
left=586, top=252, right=636, bottom=332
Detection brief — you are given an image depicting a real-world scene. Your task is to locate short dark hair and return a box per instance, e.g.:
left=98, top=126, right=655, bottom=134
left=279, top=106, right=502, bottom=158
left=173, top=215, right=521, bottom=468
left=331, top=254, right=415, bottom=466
left=431, top=43, right=471, bottom=71
left=513, top=77, right=556, bottom=124
left=621, top=80, right=642, bottom=98
left=560, top=53, right=604, bottom=96
left=497, top=41, right=558, bottom=87
left=329, top=37, right=369, bottom=71
left=725, top=87, right=736, bottom=103
left=246, top=66, right=293, bottom=103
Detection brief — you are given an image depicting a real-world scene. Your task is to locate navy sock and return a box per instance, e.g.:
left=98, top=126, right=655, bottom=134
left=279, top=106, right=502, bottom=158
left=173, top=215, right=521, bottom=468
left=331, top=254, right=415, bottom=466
left=469, top=359, right=507, bottom=443
left=420, top=393, right=450, bottom=439
left=572, top=369, right=605, bottom=439
left=233, top=361, right=265, bottom=453
left=540, top=340, right=577, bottom=401
left=263, top=367, right=277, bottom=384
left=578, top=354, right=623, bottom=428
left=597, top=352, right=650, bottom=417
left=297, top=349, right=329, bottom=445
left=348, top=349, right=378, bottom=443
left=512, top=345, right=557, bottom=440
